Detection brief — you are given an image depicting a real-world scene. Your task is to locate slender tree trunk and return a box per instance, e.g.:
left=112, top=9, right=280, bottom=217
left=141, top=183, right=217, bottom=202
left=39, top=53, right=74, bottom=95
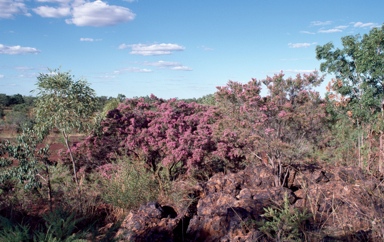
left=357, top=120, right=362, bottom=168
left=63, top=130, right=79, bottom=187
left=380, top=132, right=383, bottom=174
left=45, top=164, right=53, bottom=212
left=62, top=130, right=83, bottom=212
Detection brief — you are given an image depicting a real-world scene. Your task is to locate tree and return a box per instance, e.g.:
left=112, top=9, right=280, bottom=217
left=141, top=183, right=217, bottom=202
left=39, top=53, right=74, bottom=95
left=8, top=94, right=24, bottom=106
left=196, top=94, right=216, bottom=106
left=214, top=72, right=327, bottom=186
left=0, top=94, right=9, bottom=107
left=33, top=68, right=98, bottom=197
left=316, top=24, right=384, bottom=170
left=316, top=24, right=384, bottom=123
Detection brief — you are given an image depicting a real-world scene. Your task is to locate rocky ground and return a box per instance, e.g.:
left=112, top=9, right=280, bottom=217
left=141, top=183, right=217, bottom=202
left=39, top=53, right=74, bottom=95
left=115, top=163, right=384, bottom=241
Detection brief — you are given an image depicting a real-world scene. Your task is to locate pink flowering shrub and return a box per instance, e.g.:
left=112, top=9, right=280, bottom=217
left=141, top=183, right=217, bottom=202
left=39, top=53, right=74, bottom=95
left=70, top=72, right=328, bottom=182
left=72, top=95, right=226, bottom=179
left=214, top=72, right=328, bottom=170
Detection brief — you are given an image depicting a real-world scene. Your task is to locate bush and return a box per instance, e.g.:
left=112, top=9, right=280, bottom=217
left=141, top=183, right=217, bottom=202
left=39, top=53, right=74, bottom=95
left=96, top=157, right=160, bottom=210
left=33, top=208, right=87, bottom=242
left=259, top=193, right=310, bottom=241
left=0, top=209, right=88, bottom=242
left=0, top=216, right=30, bottom=242
left=73, top=95, right=227, bottom=180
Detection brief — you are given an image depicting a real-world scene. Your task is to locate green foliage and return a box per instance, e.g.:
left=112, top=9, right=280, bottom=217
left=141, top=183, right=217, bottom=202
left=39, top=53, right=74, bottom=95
left=0, top=94, right=8, bottom=107
left=33, top=68, right=98, bottom=138
left=259, top=193, right=310, bottom=241
left=36, top=208, right=87, bottom=241
left=12, top=103, right=29, bottom=113
left=5, top=111, right=33, bottom=132
left=0, top=128, right=54, bottom=213
left=8, top=94, right=25, bottom=106
left=195, top=93, right=216, bottom=106
left=316, top=24, right=384, bottom=124
left=0, top=129, right=47, bottom=191
left=0, top=209, right=88, bottom=242
left=22, top=96, right=36, bottom=107
left=97, top=158, right=160, bottom=210
left=0, top=94, right=25, bottom=107
left=0, top=216, right=30, bottom=242
left=33, top=67, right=98, bottom=198
left=317, top=25, right=384, bottom=169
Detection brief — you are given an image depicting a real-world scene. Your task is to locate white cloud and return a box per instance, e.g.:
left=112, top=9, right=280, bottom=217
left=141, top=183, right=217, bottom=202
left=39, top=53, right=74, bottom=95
left=285, top=69, right=316, bottom=74
left=36, top=0, right=71, bottom=3
left=318, top=24, right=349, bottom=34
left=114, top=67, right=152, bottom=73
left=144, top=60, right=192, bottom=71
left=318, top=28, right=343, bottom=34
left=199, top=45, right=214, bottom=51
left=311, top=20, right=332, bottom=26
left=145, top=60, right=179, bottom=67
left=0, top=0, right=30, bottom=18
left=318, top=28, right=342, bottom=33
left=118, top=43, right=130, bottom=49
left=171, top=66, right=192, bottom=71
left=353, top=22, right=379, bottom=28
left=0, top=74, right=4, bottom=78
left=288, top=42, right=317, bottom=48
left=33, top=6, right=71, bottom=18
left=80, top=37, right=101, bottom=42
left=65, top=0, right=135, bottom=27
left=0, top=44, right=40, bottom=55
left=128, top=43, right=185, bottom=56
left=300, top=31, right=315, bottom=35
left=335, top=25, right=348, bottom=30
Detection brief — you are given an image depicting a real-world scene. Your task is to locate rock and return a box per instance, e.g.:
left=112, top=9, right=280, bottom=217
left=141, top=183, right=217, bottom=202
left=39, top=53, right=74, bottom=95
left=115, top=163, right=384, bottom=241
left=115, top=202, right=179, bottom=242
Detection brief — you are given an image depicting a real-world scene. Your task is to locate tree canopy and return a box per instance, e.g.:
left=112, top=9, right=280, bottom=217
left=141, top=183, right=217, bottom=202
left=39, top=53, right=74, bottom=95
left=33, top=68, right=98, bottom=138
left=316, top=24, right=384, bottom=122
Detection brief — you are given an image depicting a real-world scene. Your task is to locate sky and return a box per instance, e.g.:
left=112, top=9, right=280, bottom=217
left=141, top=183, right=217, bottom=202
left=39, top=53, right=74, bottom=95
left=1, top=0, right=383, bottom=99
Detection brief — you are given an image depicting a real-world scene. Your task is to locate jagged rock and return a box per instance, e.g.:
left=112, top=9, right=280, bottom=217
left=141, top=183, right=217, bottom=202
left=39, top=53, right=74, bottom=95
left=116, top=164, right=384, bottom=241
left=115, top=202, right=179, bottom=242
left=186, top=165, right=295, bottom=241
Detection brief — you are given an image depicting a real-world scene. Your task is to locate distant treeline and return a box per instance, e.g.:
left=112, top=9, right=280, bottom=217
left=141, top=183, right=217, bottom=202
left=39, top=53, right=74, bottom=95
left=0, top=93, right=35, bottom=107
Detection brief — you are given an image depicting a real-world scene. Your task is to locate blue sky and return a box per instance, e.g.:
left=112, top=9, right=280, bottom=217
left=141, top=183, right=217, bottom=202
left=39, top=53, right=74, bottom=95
left=1, top=0, right=383, bottom=99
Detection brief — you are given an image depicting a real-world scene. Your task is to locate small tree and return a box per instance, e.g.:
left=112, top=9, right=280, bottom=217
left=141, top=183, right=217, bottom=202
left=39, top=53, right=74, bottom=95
left=316, top=24, right=384, bottom=170
left=33, top=68, right=98, bottom=196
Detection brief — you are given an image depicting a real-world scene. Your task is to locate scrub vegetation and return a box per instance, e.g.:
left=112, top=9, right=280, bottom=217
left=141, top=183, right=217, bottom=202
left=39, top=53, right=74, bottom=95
left=1, top=25, right=384, bottom=241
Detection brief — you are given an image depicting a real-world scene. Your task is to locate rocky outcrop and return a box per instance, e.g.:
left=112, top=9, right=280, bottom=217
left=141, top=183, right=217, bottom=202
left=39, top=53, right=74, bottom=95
left=115, top=202, right=179, bottom=242
left=116, top=163, right=384, bottom=241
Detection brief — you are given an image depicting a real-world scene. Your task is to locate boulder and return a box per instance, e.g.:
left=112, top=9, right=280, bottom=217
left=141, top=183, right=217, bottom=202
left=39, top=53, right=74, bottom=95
left=116, top=163, right=384, bottom=241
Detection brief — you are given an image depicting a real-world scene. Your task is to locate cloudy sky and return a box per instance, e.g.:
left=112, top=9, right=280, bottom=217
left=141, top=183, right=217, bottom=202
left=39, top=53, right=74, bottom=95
left=1, top=0, right=383, bottom=99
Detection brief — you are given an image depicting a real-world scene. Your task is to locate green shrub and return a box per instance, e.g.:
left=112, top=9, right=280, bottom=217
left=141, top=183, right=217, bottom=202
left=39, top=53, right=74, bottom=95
left=0, top=216, right=30, bottom=242
left=0, top=208, right=88, bottom=242
left=40, top=208, right=86, bottom=241
left=97, top=158, right=160, bottom=210
left=259, top=193, right=310, bottom=241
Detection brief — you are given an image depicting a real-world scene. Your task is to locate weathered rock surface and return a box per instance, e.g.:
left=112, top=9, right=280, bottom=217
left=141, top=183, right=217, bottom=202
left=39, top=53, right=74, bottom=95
left=115, top=202, right=179, bottom=242
left=116, top=163, right=384, bottom=241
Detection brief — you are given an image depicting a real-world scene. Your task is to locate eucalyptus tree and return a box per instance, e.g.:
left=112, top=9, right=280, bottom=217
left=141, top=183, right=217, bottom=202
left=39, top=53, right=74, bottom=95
left=316, top=24, right=384, bottom=169
left=33, top=68, right=98, bottom=191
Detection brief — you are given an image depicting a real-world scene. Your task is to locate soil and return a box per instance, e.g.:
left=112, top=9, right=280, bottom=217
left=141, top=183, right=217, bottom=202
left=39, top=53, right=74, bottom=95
left=0, top=124, right=85, bottom=162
